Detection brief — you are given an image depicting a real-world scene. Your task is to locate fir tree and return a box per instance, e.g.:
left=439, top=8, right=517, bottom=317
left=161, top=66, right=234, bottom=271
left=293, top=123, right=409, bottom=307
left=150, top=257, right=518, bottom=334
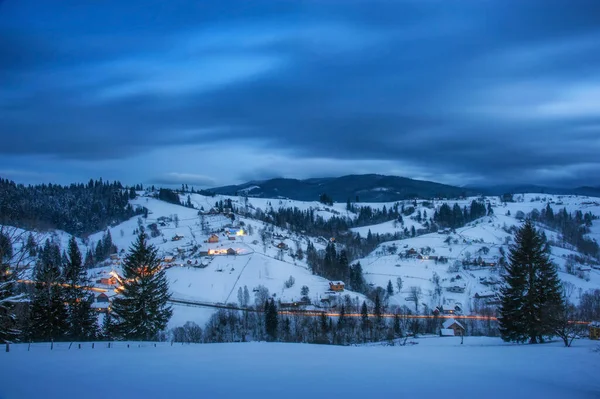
left=111, top=230, right=172, bottom=341
left=102, top=311, right=114, bottom=340
left=265, top=299, right=278, bottom=341
left=498, top=220, right=564, bottom=343
left=28, top=258, right=68, bottom=341
left=64, top=236, right=98, bottom=340
left=360, top=301, right=369, bottom=335
left=386, top=280, right=394, bottom=296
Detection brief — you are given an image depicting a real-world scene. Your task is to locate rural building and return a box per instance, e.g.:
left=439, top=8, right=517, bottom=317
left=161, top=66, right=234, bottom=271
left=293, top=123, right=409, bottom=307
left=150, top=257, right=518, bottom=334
left=163, top=256, right=174, bottom=263
left=276, top=242, right=289, bottom=250
left=171, top=234, right=184, bottom=242
left=442, top=319, right=465, bottom=336
left=227, top=248, right=237, bottom=255
left=109, top=254, right=119, bottom=261
left=329, top=281, right=345, bottom=292
left=447, top=286, right=465, bottom=293
left=434, top=304, right=461, bottom=315
left=199, top=251, right=209, bottom=257
left=208, top=234, right=219, bottom=243
left=590, top=322, right=600, bottom=340
left=474, top=291, right=496, bottom=299
left=96, top=277, right=117, bottom=286
left=405, top=248, right=418, bottom=257
left=228, top=236, right=236, bottom=241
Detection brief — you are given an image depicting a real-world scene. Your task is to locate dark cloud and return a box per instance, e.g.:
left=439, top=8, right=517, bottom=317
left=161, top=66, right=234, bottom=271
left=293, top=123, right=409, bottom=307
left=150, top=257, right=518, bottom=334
left=1, top=0, right=600, bottom=187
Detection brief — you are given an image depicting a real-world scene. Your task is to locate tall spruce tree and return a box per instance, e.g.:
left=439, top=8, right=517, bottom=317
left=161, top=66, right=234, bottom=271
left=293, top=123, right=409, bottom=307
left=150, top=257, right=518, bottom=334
left=64, top=236, right=98, bottom=340
left=111, top=230, right=172, bottom=340
left=498, top=220, right=564, bottom=343
left=28, top=258, right=68, bottom=341
left=265, top=299, right=278, bottom=341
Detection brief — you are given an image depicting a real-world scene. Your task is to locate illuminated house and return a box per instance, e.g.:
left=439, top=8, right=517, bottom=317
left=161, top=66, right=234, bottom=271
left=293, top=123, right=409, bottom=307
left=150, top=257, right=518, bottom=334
left=329, top=281, right=345, bottom=292
left=208, top=234, right=219, bottom=243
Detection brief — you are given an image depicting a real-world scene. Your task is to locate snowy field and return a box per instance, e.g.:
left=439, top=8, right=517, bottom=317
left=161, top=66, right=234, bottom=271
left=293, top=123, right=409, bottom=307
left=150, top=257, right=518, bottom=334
left=1, top=337, right=599, bottom=399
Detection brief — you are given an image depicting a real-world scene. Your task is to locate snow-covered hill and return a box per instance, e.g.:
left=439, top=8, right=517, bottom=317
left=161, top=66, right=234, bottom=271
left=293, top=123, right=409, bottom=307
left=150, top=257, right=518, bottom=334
left=6, top=190, right=600, bottom=329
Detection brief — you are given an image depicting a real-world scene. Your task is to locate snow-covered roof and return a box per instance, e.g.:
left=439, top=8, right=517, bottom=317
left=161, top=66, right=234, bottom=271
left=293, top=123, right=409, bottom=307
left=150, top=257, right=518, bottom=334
left=440, top=329, right=455, bottom=336
left=443, top=319, right=464, bottom=330
left=590, top=321, right=600, bottom=327
left=441, top=305, right=455, bottom=311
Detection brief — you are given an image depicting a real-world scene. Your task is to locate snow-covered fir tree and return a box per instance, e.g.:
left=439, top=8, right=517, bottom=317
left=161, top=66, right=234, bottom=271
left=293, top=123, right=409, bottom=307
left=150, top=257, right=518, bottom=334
left=111, top=229, right=172, bottom=341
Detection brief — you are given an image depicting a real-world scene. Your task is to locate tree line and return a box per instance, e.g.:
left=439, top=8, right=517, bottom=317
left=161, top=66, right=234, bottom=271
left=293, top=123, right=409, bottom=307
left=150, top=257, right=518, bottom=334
left=0, top=178, right=145, bottom=236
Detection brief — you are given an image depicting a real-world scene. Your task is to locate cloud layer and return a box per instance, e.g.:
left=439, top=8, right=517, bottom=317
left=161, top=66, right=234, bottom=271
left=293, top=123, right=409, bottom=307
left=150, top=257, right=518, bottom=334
left=1, top=0, right=600, bottom=187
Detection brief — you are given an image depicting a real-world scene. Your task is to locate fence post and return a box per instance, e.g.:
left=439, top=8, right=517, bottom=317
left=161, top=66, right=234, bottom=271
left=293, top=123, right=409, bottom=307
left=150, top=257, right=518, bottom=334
left=127, top=344, right=129, bottom=348
left=51, top=340, right=54, bottom=350
left=5, top=343, right=9, bottom=353
left=78, top=343, right=81, bottom=349
left=108, top=342, right=111, bottom=349
left=92, top=343, right=95, bottom=349
left=68, top=342, right=73, bottom=350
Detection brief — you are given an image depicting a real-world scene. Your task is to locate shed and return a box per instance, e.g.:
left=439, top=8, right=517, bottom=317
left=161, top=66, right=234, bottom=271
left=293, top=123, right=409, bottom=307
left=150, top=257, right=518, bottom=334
left=440, top=329, right=455, bottom=337
left=442, top=318, right=465, bottom=336
left=227, top=248, right=237, bottom=255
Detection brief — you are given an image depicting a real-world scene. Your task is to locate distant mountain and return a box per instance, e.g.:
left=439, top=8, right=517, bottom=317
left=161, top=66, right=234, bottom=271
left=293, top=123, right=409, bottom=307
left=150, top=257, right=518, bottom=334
left=474, top=184, right=600, bottom=197
left=210, top=174, right=476, bottom=202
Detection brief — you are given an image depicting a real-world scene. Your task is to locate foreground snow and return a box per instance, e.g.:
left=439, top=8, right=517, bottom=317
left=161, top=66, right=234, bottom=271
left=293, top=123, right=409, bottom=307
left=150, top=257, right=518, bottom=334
left=2, top=337, right=599, bottom=399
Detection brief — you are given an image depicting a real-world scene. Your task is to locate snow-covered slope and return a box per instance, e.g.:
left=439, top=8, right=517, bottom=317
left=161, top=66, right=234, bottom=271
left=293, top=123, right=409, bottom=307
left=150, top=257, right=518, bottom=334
left=7, top=191, right=600, bottom=329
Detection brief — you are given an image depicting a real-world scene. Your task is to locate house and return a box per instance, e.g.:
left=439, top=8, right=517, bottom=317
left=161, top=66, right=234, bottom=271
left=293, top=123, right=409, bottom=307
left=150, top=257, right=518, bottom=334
left=329, top=281, right=345, bottom=292
left=438, top=228, right=451, bottom=234
left=405, top=248, right=418, bottom=257
left=446, top=286, right=465, bottom=293
left=199, top=251, right=209, bottom=257
left=474, top=291, right=496, bottom=299
left=434, top=304, right=461, bottom=315
left=94, top=302, right=110, bottom=313
left=208, top=234, right=219, bottom=243
left=227, top=248, right=237, bottom=256
left=163, top=256, right=174, bottom=263
left=96, top=277, right=117, bottom=286
left=96, top=293, right=109, bottom=303
left=441, top=319, right=465, bottom=336
left=171, top=234, right=184, bottom=242
left=276, top=242, right=288, bottom=250
left=590, top=322, right=600, bottom=340
left=109, top=254, right=119, bottom=261
left=228, top=236, right=236, bottom=241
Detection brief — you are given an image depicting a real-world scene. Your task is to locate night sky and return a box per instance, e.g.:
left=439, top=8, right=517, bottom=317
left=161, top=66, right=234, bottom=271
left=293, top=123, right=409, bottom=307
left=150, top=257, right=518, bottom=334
left=1, top=0, right=600, bottom=188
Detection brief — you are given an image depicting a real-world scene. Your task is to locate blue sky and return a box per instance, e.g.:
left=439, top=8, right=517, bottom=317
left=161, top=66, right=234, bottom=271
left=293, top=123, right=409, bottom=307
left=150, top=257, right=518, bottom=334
left=1, top=0, right=600, bottom=188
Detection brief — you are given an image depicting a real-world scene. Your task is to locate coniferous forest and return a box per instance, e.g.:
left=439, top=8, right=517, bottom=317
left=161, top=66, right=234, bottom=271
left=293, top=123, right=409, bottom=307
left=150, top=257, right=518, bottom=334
left=0, top=178, right=145, bottom=236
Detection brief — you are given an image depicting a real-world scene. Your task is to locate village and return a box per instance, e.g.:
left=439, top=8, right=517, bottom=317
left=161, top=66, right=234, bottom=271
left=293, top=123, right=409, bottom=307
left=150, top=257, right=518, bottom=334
left=66, top=188, right=600, bottom=341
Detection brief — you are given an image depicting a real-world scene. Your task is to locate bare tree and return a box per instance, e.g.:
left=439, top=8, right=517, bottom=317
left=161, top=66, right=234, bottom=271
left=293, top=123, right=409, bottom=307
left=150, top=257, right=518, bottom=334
left=409, top=286, right=422, bottom=313
left=1, top=226, right=37, bottom=342
left=554, top=303, right=586, bottom=347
